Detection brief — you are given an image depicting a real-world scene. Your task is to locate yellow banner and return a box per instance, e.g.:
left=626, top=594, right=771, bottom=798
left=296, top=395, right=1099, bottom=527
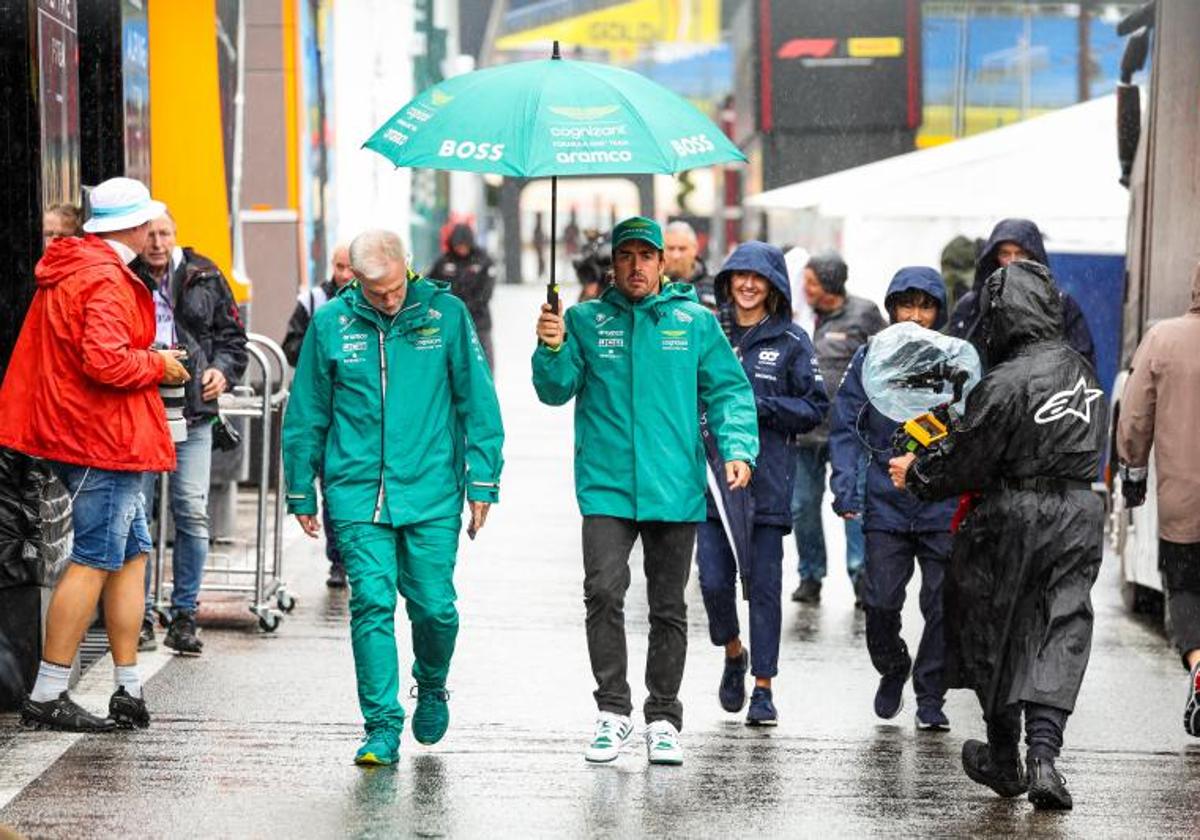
left=497, top=0, right=720, bottom=61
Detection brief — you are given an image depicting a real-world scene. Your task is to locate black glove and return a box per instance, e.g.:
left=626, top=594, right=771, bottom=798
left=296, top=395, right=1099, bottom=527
left=1122, top=479, right=1147, bottom=509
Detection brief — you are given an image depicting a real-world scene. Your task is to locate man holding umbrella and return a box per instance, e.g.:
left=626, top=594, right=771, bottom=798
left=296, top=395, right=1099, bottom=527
left=533, top=216, right=758, bottom=766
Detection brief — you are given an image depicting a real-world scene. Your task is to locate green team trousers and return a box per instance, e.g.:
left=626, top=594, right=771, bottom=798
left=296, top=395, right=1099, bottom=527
left=334, top=517, right=461, bottom=732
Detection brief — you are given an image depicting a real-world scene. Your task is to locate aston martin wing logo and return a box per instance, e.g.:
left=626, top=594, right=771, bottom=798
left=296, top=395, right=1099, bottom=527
left=549, top=105, right=620, bottom=120
left=1033, top=377, right=1103, bottom=425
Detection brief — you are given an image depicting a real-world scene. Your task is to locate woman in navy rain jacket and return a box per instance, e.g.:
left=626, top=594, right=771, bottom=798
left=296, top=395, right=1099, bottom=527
left=828, top=266, right=959, bottom=730
left=698, top=241, right=828, bottom=726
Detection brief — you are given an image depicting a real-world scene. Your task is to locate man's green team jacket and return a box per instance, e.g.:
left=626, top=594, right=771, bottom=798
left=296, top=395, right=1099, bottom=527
left=283, top=277, right=504, bottom=526
left=532, top=282, right=758, bottom=523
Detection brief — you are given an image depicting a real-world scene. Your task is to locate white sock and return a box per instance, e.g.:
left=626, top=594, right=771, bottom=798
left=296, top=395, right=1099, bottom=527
left=30, top=661, right=71, bottom=702
left=114, top=664, right=142, bottom=699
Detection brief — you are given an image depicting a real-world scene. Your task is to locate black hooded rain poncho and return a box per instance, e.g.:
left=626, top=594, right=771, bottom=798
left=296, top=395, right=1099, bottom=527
left=905, top=261, right=1105, bottom=717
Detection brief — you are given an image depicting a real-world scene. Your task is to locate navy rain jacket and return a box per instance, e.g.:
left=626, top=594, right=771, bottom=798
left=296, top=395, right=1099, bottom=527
left=946, top=218, right=1095, bottom=369
left=829, top=267, right=959, bottom=533
left=711, top=242, right=829, bottom=529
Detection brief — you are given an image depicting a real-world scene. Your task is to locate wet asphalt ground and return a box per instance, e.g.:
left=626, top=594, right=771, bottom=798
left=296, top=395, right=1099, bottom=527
left=2, top=284, right=1198, bottom=838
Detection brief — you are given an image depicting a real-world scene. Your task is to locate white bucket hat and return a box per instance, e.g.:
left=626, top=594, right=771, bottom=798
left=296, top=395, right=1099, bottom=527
left=81, top=177, right=166, bottom=234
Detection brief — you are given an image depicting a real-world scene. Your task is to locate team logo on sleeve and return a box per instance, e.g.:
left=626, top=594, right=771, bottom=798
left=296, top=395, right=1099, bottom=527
left=1034, top=377, right=1103, bottom=425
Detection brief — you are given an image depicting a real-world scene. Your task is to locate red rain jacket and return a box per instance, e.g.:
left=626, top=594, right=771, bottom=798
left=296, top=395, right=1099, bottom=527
left=0, top=235, right=174, bottom=472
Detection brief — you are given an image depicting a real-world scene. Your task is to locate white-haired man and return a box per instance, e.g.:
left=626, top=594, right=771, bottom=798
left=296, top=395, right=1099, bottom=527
left=283, top=229, right=504, bottom=765
left=663, top=220, right=714, bottom=309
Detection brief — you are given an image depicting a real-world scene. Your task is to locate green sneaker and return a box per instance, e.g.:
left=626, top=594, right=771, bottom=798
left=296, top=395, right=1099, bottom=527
left=354, top=726, right=400, bottom=766
left=410, top=686, right=450, bottom=745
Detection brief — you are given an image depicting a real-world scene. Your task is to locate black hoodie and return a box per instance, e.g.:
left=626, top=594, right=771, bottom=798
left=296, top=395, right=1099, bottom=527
left=426, top=225, right=496, bottom=332
left=946, top=218, right=1095, bottom=370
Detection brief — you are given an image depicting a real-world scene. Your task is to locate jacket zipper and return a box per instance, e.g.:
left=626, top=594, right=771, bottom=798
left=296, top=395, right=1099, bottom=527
left=372, top=327, right=388, bottom=523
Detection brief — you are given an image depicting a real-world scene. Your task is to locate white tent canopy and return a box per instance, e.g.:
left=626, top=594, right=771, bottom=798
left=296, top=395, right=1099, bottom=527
left=746, top=95, right=1129, bottom=307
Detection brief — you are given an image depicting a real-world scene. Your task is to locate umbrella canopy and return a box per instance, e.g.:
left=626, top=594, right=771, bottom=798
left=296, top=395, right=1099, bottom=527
left=363, top=51, right=745, bottom=177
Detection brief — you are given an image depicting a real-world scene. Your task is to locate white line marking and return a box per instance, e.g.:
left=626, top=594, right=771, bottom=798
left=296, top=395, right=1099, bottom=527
left=0, top=648, right=174, bottom=810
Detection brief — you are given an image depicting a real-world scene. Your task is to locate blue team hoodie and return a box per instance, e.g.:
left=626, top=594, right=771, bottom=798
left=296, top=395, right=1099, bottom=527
left=711, top=241, right=829, bottom=528
left=828, top=266, right=958, bottom=533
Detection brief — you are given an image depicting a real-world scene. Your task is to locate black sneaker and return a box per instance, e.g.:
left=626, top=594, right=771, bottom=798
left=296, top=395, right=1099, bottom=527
left=745, top=686, right=778, bottom=726
left=326, top=563, right=348, bottom=589
left=1027, top=757, right=1073, bottom=810
left=915, top=704, right=950, bottom=731
left=961, top=739, right=1028, bottom=798
left=164, top=611, right=203, bottom=655
left=718, top=649, right=749, bottom=712
left=1184, top=661, right=1200, bottom=737
left=138, top=617, right=157, bottom=652
left=21, top=692, right=116, bottom=733
left=791, top=579, right=822, bottom=604
left=109, top=686, right=151, bottom=729
left=874, top=657, right=911, bottom=719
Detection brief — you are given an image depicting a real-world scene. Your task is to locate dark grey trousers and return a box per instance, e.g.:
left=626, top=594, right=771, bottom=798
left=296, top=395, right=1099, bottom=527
left=582, top=516, right=696, bottom=731
left=987, top=702, right=1070, bottom=764
left=1161, top=540, right=1200, bottom=668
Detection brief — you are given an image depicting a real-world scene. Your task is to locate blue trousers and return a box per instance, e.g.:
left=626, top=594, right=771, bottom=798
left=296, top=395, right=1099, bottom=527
left=696, top=520, right=786, bottom=679
left=142, top=420, right=213, bottom=615
left=863, top=529, right=950, bottom=709
left=790, top=443, right=865, bottom=582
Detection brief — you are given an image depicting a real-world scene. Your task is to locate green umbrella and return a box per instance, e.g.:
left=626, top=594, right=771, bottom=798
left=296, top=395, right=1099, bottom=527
left=364, top=42, right=746, bottom=306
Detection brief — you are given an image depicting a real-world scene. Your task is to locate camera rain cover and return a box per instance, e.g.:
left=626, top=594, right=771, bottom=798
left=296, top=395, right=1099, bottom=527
left=863, top=322, right=982, bottom=423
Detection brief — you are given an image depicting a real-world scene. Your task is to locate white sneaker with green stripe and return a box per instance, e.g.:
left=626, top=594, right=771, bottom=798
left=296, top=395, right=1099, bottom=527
left=584, top=712, right=633, bottom=763
left=644, top=720, right=683, bottom=766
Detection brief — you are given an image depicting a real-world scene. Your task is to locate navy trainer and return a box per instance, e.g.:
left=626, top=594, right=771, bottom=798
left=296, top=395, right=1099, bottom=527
left=719, top=649, right=749, bottom=713
left=745, top=686, right=778, bottom=726
left=874, top=657, right=911, bottom=720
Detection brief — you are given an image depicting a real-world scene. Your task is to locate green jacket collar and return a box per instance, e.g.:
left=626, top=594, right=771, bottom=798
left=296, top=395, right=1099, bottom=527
left=342, top=274, right=449, bottom=334
left=598, top=280, right=697, bottom=323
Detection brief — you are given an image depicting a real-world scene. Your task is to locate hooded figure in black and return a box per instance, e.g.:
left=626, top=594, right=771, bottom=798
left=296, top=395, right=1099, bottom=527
left=893, top=261, right=1105, bottom=811
left=698, top=241, right=828, bottom=726
left=946, top=218, right=1095, bottom=370
left=426, top=224, right=497, bottom=366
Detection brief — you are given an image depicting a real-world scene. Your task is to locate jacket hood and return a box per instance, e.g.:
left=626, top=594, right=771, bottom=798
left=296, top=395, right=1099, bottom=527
left=714, top=241, right=792, bottom=308
left=1191, top=261, right=1200, bottom=313
left=448, top=224, right=475, bottom=251
left=975, top=218, right=1049, bottom=289
left=981, top=260, right=1062, bottom=361
left=883, top=266, right=948, bottom=329
left=35, top=234, right=126, bottom=288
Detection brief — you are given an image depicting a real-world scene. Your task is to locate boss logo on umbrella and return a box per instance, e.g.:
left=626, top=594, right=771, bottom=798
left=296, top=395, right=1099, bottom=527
left=437, top=140, right=505, bottom=161
left=670, top=134, right=716, bottom=157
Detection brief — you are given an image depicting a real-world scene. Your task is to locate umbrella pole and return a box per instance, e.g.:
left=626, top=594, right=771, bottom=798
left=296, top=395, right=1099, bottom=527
left=547, top=175, right=559, bottom=309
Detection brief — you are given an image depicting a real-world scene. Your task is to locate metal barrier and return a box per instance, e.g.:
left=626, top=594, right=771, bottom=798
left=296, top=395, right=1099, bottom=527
left=149, top=333, right=294, bottom=632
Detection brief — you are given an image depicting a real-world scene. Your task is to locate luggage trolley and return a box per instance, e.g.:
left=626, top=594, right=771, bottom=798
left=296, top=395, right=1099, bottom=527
left=149, top=333, right=294, bottom=633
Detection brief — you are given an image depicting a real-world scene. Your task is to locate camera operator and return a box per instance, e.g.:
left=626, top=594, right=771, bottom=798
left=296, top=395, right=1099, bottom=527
left=132, top=211, right=248, bottom=655
left=890, top=261, right=1105, bottom=811
left=0, top=177, right=185, bottom=731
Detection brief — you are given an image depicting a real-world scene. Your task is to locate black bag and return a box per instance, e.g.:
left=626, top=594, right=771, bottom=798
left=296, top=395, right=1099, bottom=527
left=0, top=447, right=72, bottom=589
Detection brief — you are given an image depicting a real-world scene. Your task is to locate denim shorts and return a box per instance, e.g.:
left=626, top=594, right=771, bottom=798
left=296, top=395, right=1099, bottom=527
left=50, top=462, right=153, bottom=572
